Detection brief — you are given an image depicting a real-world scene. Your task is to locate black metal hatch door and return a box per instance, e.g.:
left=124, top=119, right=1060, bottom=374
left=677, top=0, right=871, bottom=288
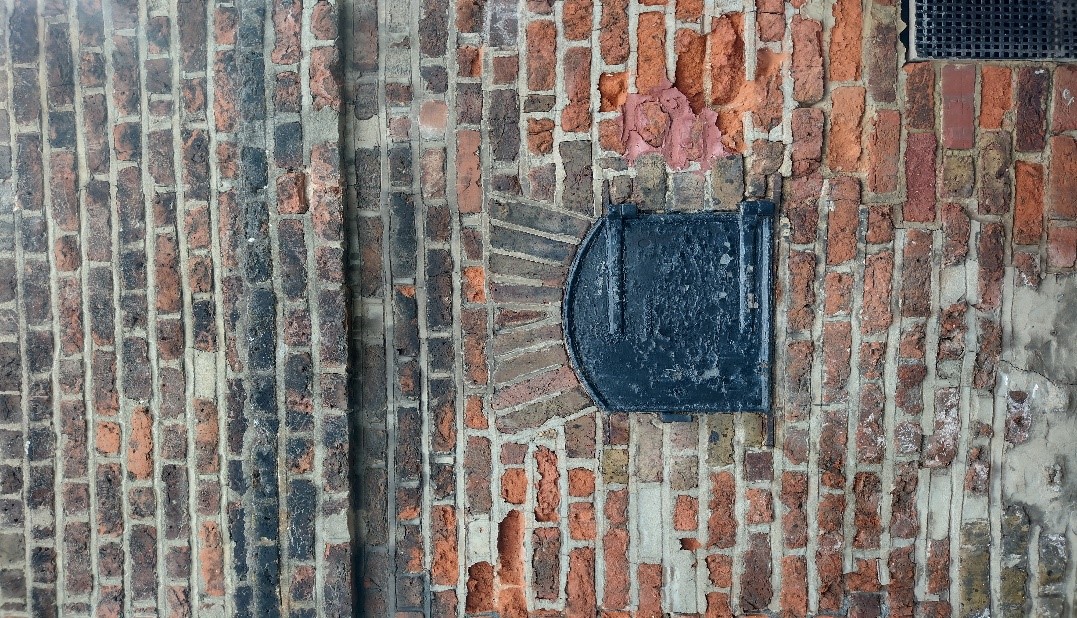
left=563, top=202, right=775, bottom=417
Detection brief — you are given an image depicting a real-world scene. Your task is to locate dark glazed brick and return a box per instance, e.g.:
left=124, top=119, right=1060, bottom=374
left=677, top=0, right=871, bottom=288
left=419, top=0, right=449, bottom=57
left=9, top=1, right=38, bottom=63
left=489, top=90, right=520, bottom=161
left=45, top=24, right=74, bottom=107
left=274, top=122, right=303, bottom=169
left=179, top=0, right=208, bottom=72
left=389, top=193, right=417, bottom=277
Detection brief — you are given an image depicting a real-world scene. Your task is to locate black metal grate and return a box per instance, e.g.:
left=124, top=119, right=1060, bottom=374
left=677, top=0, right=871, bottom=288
left=912, top=0, right=1077, bottom=59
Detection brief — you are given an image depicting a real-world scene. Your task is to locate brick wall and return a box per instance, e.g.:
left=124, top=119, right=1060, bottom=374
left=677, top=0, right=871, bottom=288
left=0, top=0, right=350, bottom=615
left=2, top=0, right=1077, bottom=615
left=350, top=0, right=1077, bottom=615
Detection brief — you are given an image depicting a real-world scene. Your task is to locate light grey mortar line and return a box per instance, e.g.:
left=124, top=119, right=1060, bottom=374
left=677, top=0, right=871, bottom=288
left=63, top=0, right=103, bottom=610
left=1028, top=522, right=1042, bottom=615
left=487, top=219, right=585, bottom=246
left=659, top=419, right=674, bottom=614
left=620, top=415, right=640, bottom=610
left=662, top=0, right=676, bottom=91
left=694, top=416, right=710, bottom=609
left=550, top=428, right=572, bottom=611
left=376, top=0, right=398, bottom=610
left=202, top=3, right=235, bottom=614
left=767, top=205, right=793, bottom=605
left=803, top=177, right=829, bottom=613
left=728, top=414, right=746, bottom=614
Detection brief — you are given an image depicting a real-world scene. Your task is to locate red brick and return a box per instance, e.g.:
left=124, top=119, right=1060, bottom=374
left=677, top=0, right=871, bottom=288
left=904, top=62, right=935, bottom=130
left=901, top=229, right=932, bottom=317
left=888, top=545, right=916, bottom=615
left=942, top=202, right=969, bottom=266
left=816, top=550, right=844, bottom=610
left=740, top=533, right=772, bottom=611
left=123, top=408, right=152, bottom=481
left=791, top=107, right=823, bottom=177
left=456, top=131, right=482, bottom=213
left=602, top=527, right=629, bottom=608
left=826, top=176, right=860, bottom=264
left=904, top=133, right=937, bottom=223
left=824, top=272, right=853, bottom=316
left=533, top=528, right=561, bottom=598
left=675, top=29, right=707, bottom=112
left=856, top=384, right=884, bottom=465
left=1014, top=250, right=1041, bottom=287
left=677, top=0, right=704, bottom=20
left=792, top=17, right=824, bottom=104
left=866, top=21, right=898, bottom=103
left=758, top=12, right=784, bottom=42
left=829, top=0, right=862, bottom=82
left=707, top=472, right=736, bottom=548
left=271, top=0, right=302, bottom=64
left=561, top=46, right=591, bottom=131
left=527, top=21, right=556, bottom=90
left=780, top=472, right=807, bottom=548
left=1054, top=65, right=1077, bottom=132
left=819, top=409, right=848, bottom=486
left=568, top=502, right=596, bottom=540
left=778, top=555, right=808, bottom=616
left=1016, top=67, right=1049, bottom=152
left=600, top=0, right=629, bottom=65
left=637, top=12, right=666, bottom=94
left=853, top=473, right=881, bottom=549
left=706, top=592, right=732, bottom=618
left=980, top=66, right=1011, bottom=129
left=745, top=489, right=773, bottom=524
left=788, top=174, right=822, bottom=243
left=535, top=446, right=560, bottom=522
left=828, top=87, right=865, bottom=172
left=927, top=539, right=950, bottom=594
left=562, top=0, right=591, bottom=40
left=979, top=131, right=1013, bottom=215
left=890, top=463, right=919, bottom=538
left=860, top=250, right=893, bottom=334
left=1048, top=224, right=1077, bottom=269
left=1014, top=161, right=1044, bottom=245
left=785, top=341, right=813, bottom=420
left=566, top=548, right=596, bottom=616
left=638, top=563, right=662, bottom=616
left=710, top=14, right=745, bottom=106
left=787, top=251, right=815, bottom=331
left=941, top=64, right=975, bottom=149
left=431, top=506, right=458, bottom=585
left=866, top=110, right=900, bottom=193
left=673, top=495, right=698, bottom=531
left=1049, top=136, right=1077, bottom=219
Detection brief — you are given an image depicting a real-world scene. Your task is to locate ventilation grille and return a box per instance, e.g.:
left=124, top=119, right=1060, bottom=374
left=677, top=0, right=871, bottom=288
left=912, top=0, right=1077, bottom=59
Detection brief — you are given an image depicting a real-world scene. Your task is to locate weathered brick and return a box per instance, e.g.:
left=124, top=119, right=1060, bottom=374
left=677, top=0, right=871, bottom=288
left=942, top=64, right=975, bottom=149
left=829, top=0, right=863, bottom=82
left=1049, top=135, right=1077, bottom=219
left=904, top=133, right=936, bottom=222
left=866, top=110, right=900, bottom=193
left=792, top=17, right=824, bottom=104
left=904, top=62, right=935, bottom=130
left=1015, top=67, right=1049, bottom=152
left=981, top=65, right=1012, bottom=129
